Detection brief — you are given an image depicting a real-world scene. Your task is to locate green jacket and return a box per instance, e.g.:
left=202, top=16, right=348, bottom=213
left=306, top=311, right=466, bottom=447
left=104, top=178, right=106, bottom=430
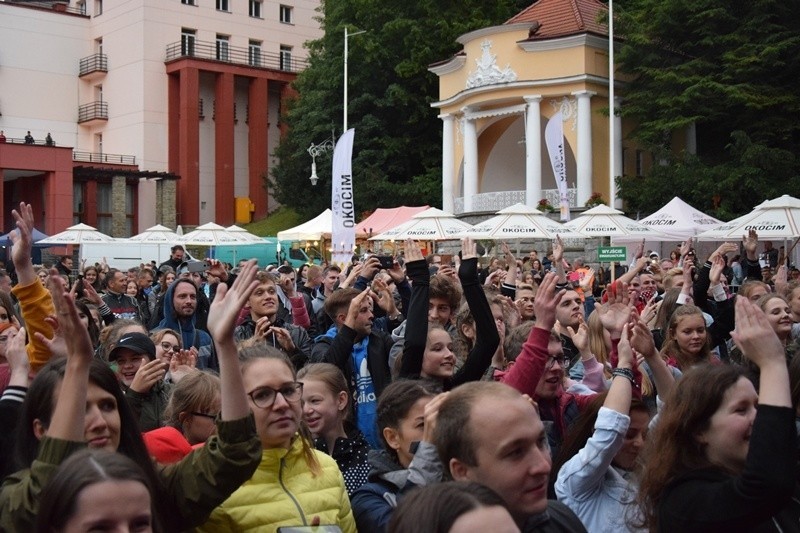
left=124, top=379, right=173, bottom=432
left=0, top=414, right=261, bottom=532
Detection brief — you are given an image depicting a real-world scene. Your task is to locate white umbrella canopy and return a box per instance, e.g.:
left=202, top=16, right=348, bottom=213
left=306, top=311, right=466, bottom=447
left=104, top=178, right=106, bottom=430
left=37, top=223, right=114, bottom=245
left=697, top=194, right=800, bottom=241
left=128, top=224, right=182, bottom=244
left=226, top=225, right=274, bottom=244
left=615, top=197, right=723, bottom=242
left=178, top=222, right=255, bottom=246
left=457, top=203, right=585, bottom=240
left=369, top=207, right=474, bottom=241
left=563, top=204, right=669, bottom=239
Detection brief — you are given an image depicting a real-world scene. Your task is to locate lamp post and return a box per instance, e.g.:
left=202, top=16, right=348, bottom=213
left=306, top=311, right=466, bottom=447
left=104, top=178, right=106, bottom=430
left=344, top=27, right=366, bottom=132
left=307, top=135, right=335, bottom=185
left=307, top=27, right=365, bottom=185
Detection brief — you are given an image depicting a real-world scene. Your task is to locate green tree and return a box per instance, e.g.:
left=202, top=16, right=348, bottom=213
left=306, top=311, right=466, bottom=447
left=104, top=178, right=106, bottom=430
left=269, top=0, right=524, bottom=219
left=615, top=0, right=800, bottom=219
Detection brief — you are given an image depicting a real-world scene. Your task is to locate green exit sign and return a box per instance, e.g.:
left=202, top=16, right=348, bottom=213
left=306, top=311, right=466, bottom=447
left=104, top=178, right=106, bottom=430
left=598, top=246, right=627, bottom=262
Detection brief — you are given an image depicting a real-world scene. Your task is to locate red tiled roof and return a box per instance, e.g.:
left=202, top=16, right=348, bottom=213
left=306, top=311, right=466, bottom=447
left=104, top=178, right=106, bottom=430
left=507, top=0, right=608, bottom=39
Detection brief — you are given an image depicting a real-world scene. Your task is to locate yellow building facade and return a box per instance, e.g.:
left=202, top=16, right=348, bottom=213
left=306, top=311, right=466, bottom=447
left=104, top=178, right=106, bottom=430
left=429, top=0, right=680, bottom=216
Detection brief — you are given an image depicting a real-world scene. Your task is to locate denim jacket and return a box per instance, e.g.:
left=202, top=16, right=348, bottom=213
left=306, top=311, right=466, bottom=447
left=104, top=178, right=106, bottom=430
left=554, top=407, right=645, bottom=532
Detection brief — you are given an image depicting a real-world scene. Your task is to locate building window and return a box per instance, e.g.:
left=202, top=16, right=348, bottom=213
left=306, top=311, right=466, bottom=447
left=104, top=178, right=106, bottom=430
left=95, top=133, right=103, bottom=154
left=76, top=0, right=86, bottom=15
left=181, top=28, right=196, bottom=56
left=216, top=34, right=230, bottom=61
left=248, top=40, right=262, bottom=67
left=279, top=45, right=292, bottom=71
left=279, top=5, right=293, bottom=24
left=635, top=150, right=645, bottom=177
left=181, top=0, right=196, bottom=5
left=73, top=183, right=84, bottom=225
left=95, top=0, right=103, bottom=16
left=249, top=0, right=262, bottom=18
left=216, top=0, right=230, bottom=12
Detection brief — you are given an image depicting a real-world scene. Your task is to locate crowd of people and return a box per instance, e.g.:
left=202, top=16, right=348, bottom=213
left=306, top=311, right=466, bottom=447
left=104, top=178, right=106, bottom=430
left=0, top=200, right=798, bottom=532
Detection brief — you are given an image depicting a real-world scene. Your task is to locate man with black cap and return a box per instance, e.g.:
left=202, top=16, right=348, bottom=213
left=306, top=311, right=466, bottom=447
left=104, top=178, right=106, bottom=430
left=110, top=332, right=171, bottom=432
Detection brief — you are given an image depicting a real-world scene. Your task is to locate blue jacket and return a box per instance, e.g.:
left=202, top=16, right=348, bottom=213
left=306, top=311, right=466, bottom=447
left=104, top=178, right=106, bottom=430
left=350, top=442, right=442, bottom=533
left=155, top=280, right=211, bottom=351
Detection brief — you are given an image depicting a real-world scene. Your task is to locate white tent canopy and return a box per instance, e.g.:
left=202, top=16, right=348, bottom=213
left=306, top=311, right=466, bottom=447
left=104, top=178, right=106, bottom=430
left=369, top=207, right=473, bottom=241
left=178, top=222, right=254, bottom=246
left=38, top=223, right=114, bottom=245
left=128, top=224, right=181, bottom=244
left=457, top=203, right=585, bottom=240
left=615, top=197, right=722, bottom=243
left=277, top=209, right=332, bottom=241
left=563, top=205, right=668, bottom=239
left=697, top=194, right=800, bottom=241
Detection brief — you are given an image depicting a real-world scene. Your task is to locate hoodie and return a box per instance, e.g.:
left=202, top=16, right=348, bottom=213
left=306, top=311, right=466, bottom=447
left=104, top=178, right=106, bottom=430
left=155, top=280, right=211, bottom=351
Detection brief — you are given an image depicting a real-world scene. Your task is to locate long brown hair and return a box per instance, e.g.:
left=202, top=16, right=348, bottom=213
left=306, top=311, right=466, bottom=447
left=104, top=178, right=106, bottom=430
left=637, top=364, right=746, bottom=530
left=659, top=304, right=711, bottom=369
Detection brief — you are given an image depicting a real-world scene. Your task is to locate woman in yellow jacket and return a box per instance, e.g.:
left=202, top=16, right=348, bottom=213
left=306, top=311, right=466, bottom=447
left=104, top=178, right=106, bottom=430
left=199, top=343, right=356, bottom=532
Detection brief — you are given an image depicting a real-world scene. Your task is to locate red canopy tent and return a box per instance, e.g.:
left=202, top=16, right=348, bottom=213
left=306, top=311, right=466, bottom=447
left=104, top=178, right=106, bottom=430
left=355, top=206, right=429, bottom=238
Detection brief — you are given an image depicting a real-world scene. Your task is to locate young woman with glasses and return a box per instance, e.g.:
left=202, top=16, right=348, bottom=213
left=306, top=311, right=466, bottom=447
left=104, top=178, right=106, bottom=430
left=197, top=345, right=356, bottom=532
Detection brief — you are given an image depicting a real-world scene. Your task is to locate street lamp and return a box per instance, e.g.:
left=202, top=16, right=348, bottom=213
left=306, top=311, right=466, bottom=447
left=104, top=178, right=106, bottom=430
left=307, top=134, right=335, bottom=186
left=344, top=27, right=366, bottom=131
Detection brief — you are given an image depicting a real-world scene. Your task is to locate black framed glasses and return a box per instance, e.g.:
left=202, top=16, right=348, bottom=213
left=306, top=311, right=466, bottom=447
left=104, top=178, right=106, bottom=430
left=247, top=382, right=304, bottom=409
left=546, top=356, right=570, bottom=370
left=191, top=412, right=218, bottom=420
left=160, top=341, right=179, bottom=353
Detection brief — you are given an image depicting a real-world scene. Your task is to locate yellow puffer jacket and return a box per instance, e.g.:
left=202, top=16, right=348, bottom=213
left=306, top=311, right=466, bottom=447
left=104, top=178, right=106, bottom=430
left=199, top=437, right=356, bottom=533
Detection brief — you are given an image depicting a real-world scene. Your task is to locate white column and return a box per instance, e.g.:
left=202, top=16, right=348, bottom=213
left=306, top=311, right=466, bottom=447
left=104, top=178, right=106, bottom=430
left=572, top=90, right=595, bottom=206
left=440, top=113, right=455, bottom=213
left=686, top=122, right=697, bottom=155
left=613, top=96, right=623, bottom=209
left=462, top=107, right=478, bottom=212
left=524, top=95, right=542, bottom=207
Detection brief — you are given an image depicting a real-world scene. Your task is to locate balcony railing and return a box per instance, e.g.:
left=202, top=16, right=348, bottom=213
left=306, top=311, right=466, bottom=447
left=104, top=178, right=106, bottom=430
left=78, top=101, right=108, bottom=123
left=79, top=53, right=108, bottom=77
left=73, top=151, right=135, bottom=165
left=454, top=189, right=578, bottom=214
left=165, top=40, right=309, bottom=73
left=6, top=1, right=87, bottom=15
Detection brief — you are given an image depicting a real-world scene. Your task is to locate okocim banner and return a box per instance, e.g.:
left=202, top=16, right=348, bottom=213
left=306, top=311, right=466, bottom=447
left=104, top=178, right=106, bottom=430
left=544, top=111, right=571, bottom=222
left=331, top=129, right=356, bottom=266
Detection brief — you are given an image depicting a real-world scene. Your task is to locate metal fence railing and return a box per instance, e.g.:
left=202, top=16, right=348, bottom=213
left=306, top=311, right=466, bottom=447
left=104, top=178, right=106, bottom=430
left=165, top=40, right=309, bottom=73
left=79, top=53, right=108, bottom=76
left=78, top=101, right=108, bottom=123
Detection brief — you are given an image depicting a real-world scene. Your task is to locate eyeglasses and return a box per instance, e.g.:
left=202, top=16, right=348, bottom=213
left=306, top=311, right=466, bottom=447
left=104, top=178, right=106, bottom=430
left=247, top=382, right=304, bottom=409
left=160, top=342, right=179, bottom=353
left=191, top=412, right=218, bottom=420
left=546, top=356, right=570, bottom=370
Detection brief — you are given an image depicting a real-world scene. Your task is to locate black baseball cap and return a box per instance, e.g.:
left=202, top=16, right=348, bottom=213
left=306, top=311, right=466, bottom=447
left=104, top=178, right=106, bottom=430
left=109, top=333, right=156, bottom=362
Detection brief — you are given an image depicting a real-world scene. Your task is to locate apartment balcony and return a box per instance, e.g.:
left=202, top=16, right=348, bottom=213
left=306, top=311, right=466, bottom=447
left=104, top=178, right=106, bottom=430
left=78, top=101, right=108, bottom=124
left=453, top=189, right=578, bottom=214
left=73, top=150, right=136, bottom=165
left=79, top=53, right=108, bottom=80
left=165, top=40, right=309, bottom=73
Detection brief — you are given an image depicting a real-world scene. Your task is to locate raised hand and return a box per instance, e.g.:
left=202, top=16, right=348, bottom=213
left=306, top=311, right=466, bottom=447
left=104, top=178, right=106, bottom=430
left=130, top=357, right=168, bottom=394
left=709, top=255, right=725, bottom=285
left=421, top=392, right=449, bottom=444
left=680, top=238, right=696, bottom=259
left=742, top=229, right=759, bottom=260
left=774, top=265, right=789, bottom=295
left=339, top=263, right=363, bottom=289
left=371, top=277, right=397, bottom=314
left=552, top=235, right=564, bottom=263
left=731, top=296, right=785, bottom=369
left=404, top=239, right=424, bottom=262
left=462, top=237, right=477, bottom=261
left=5, top=327, right=30, bottom=387
left=207, top=260, right=258, bottom=345
left=630, top=319, right=658, bottom=359
left=533, top=272, right=565, bottom=332
left=565, top=319, right=590, bottom=357
left=344, top=289, right=373, bottom=331
left=595, top=281, right=632, bottom=339
left=617, top=324, right=634, bottom=369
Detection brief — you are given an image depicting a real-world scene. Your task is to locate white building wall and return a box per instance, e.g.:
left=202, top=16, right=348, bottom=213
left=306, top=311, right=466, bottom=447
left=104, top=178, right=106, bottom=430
left=0, top=0, right=321, bottom=223
left=0, top=4, right=87, bottom=146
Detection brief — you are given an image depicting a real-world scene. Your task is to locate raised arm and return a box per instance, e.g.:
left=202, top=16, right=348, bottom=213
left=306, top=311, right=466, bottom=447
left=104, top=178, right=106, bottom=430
left=207, top=259, right=259, bottom=421
left=452, top=238, right=500, bottom=386
left=9, top=203, right=55, bottom=371
left=400, top=240, right=429, bottom=378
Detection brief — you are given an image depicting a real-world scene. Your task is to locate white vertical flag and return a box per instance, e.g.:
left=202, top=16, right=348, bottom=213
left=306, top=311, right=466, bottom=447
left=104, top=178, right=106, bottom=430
left=331, top=128, right=356, bottom=266
left=544, top=111, right=571, bottom=221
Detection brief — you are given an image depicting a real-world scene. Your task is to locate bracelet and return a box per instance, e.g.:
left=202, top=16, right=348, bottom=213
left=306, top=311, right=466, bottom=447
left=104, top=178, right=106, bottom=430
left=611, top=367, right=639, bottom=388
